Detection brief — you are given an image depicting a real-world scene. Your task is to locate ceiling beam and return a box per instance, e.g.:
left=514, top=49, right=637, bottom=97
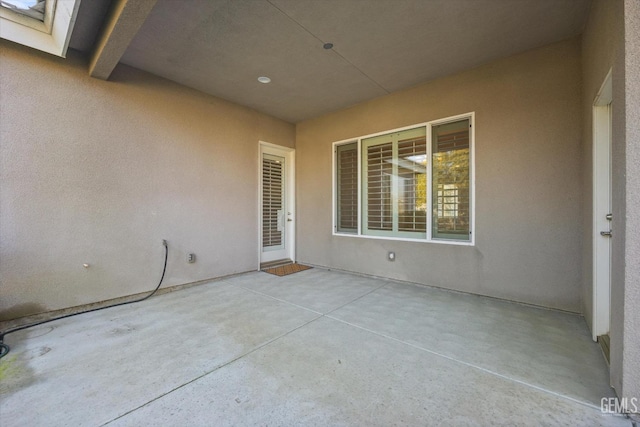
left=88, top=0, right=158, bottom=80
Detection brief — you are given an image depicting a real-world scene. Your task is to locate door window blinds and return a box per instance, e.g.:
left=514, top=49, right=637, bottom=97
left=262, top=154, right=285, bottom=249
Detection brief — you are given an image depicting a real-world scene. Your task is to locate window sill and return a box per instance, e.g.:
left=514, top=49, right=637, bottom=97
left=332, top=231, right=474, bottom=246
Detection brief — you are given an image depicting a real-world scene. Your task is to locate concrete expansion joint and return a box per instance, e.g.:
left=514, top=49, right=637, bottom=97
left=230, top=272, right=621, bottom=418
left=2, top=269, right=624, bottom=425
left=98, top=313, right=323, bottom=426
left=324, top=314, right=608, bottom=414
left=236, top=275, right=609, bottom=416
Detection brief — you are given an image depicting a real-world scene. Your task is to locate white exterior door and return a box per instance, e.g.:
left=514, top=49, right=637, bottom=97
left=592, top=71, right=612, bottom=340
left=260, top=142, right=295, bottom=264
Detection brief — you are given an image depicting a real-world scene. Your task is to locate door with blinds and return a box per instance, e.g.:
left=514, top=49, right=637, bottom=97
left=260, top=143, right=295, bottom=265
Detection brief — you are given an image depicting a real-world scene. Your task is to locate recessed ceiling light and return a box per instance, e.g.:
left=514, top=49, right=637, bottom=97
left=257, top=76, right=271, bottom=84
left=323, top=43, right=333, bottom=50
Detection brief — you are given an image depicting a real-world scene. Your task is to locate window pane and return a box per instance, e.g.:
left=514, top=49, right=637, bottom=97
left=336, top=143, right=358, bottom=233
left=397, top=135, right=427, bottom=232
left=362, top=127, right=426, bottom=238
left=366, top=141, right=393, bottom=231
left=432, top=119, right=470, bottom=240
left=262, top=154, right=284, bottom=249
left=1, top=0, right=46, bottom=21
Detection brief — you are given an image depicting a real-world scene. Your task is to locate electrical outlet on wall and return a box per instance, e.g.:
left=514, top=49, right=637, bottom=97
left=388, top=252, right=395, bottom=261
left=187, top=253, right=196, bottom=263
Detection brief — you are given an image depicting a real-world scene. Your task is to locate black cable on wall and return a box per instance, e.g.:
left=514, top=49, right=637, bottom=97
left=0, top=240, right=169, bottom=359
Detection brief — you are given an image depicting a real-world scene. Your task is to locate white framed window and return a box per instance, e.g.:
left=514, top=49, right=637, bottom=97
left=333, top=112, right=474, bottom=245
left=1, top=0, right=51, bottom=29
left=0, top=0, right=81, bottom=58
left=335, top=142, right=358, bottom=234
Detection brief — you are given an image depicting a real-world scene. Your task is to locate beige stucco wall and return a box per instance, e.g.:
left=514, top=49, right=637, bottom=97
left=619, top=0, right=640, bottom=405
left=0, top=41, right=295, bottom=321
left=296, top=38, right=583, bottom=312
left=582, top=0, right=639, bottom=402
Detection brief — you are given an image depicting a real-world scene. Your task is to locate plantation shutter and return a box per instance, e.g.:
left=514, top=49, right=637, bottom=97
left=336, top=143, right=358, bottom=233
left=362, top=127, right=426, bottom=238
left=365, top=141, right=393, bottom=231
left=432, top=119, right=471, bottom=241
left=397, top=136, right=427, bottom=232
left=262, top=154, right=285, bottom=249
left=334, top=117, right=472, bottom=242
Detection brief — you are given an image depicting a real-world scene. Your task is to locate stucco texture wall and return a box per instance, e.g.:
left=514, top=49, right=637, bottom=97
left=0, top=41, right=295, bottom=321
left=620, top=0, right=640, bottom=405
left=296, top=38, right=583, bottom=312
left=582, top=0, right=640, bottom=402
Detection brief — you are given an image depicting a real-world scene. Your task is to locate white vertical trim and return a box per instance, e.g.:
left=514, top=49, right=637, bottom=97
left=288, top=147, right=296, bottom=262
left=332, top=142, right=337, bottom=234
left=357, top=137, right=362, bottom=235
left=257, top=142, right=262, bottom=270
left=470, top=111, right=476, bottom=246
left=426, top=122, right=434, bottom=241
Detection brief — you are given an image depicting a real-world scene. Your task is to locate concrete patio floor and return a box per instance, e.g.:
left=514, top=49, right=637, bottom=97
left=0, top=268, right=631, bottom=426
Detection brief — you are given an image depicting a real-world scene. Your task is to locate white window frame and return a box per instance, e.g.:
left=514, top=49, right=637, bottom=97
left=332, top=112, right=475, bottom=246
left=0, top=0, right=81, bottom=57
left=1, top=0, right=54, bottom=32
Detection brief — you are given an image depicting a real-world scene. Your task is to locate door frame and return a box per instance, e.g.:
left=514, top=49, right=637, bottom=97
left=592, top=69, right=613, bottom=340
left=258, top=141, right=295, bottom=268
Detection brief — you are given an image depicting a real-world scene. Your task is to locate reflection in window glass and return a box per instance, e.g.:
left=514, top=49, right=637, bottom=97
left=362, top=127, right=427, bottom=239
left=1, top=0, right=45, bottom=21
left=397, top=135, right=426, bottom=232
left=336, top=143, right=358, bottom=233
left=432, top=119, right=470, bottom=241
left=333, top=114, right=473, bottom=243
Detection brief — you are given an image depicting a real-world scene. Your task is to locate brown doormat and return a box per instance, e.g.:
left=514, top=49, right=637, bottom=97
left=263, top=263, right=312, bottom=277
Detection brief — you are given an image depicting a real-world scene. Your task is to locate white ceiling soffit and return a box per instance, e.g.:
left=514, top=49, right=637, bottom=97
left=0, top=0, right=82, bottom=57
left=117, top=0, right=590, bottom=123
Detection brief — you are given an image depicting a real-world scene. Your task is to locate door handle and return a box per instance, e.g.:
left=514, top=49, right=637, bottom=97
left=600, top=230, right=612, bottom=237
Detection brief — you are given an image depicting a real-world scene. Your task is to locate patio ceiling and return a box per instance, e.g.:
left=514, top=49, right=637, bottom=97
left=69, top=0, right=591, bottom=123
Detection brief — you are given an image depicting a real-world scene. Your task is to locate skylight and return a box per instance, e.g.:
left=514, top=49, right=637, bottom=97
left=0, top=0, right=45, bottom=21
left=0, top=0, right=80, bottom=57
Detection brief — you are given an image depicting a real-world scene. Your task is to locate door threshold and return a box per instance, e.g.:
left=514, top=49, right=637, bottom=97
left=260, top=259, right=293, bottom=270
